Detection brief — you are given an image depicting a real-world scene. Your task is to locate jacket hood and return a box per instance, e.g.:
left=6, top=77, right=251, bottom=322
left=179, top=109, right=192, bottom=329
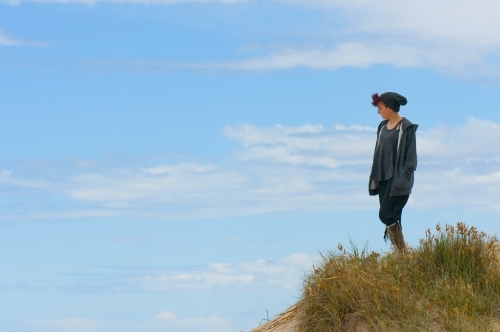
left=401, top=117, right=418, bottom=132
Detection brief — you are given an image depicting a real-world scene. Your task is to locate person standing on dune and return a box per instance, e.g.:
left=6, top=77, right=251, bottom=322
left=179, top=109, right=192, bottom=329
left=368, top=92, right=418, bottom=253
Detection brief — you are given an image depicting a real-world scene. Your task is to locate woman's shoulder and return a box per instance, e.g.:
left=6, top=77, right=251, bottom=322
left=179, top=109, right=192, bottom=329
left=401, top=117, right=418, bottom=130
left=377, top=120, right=389, bottom=132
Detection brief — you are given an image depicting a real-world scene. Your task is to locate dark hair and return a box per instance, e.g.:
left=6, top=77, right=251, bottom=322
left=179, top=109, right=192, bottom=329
left=371, top=93, right=383, bottom=107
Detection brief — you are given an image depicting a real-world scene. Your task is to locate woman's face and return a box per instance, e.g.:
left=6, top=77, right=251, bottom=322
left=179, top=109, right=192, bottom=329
left=377, top=102, right=394, bottom=119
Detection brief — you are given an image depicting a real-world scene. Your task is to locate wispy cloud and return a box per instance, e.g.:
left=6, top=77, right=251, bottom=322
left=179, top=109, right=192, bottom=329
left=112, top=43, right=487, bottom=76
left=73, top=1, right=500, bottom=78
left=3, top=0, right=251, bottom=4
left=0, top=30, right=47, bottom=47
left=22, top=311, right=236, bottom=332
left=21, top=318, right=103, bottom=332
left=2, top=118, right=500, bottom=221
left=9, top=253, right=316, bottom=293
left=0, top=169, right=47, bottom=188
left=0, top=31, right=24, bottom=46
left=149, top=311, right=235, bottom=332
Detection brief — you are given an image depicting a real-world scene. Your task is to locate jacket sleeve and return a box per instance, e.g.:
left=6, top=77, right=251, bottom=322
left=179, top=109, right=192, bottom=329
left=403, top=126, right=417, bottom=173
left=368, top=121, right=387, bottom=196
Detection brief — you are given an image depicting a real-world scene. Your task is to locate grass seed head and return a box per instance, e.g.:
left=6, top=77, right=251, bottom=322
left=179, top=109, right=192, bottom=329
left=297, top=223, right=500, bottom=332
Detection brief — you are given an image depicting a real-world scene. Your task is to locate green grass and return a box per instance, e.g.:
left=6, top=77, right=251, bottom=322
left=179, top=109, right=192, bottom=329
left=296, top=223, right=500, bottom=331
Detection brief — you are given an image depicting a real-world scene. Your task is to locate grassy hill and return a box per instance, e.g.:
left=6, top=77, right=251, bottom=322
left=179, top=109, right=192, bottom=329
left=253, top=223, right=500, bottom=332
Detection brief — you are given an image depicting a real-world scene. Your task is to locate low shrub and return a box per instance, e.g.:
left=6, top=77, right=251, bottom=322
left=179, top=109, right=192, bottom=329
left=297, top=223, right=500, bottom=332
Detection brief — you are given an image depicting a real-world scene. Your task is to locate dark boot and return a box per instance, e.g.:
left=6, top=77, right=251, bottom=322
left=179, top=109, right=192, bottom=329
left=387, top=223, right=406, bottom=253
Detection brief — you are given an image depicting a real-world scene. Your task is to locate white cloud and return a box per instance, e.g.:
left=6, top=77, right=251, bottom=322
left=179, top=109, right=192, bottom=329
left=134, top=253, right=316, bottom=292
left=418, top=118, right=500, bottom=161
left=278, top=0, right=500, bottom=50
left=223, top=123, right=374, bottom=167
left=3, top=118, right=500, bottom=220
left=138, top=272, right=255, bottom=291
left=354, top=0, right=500, bottom=48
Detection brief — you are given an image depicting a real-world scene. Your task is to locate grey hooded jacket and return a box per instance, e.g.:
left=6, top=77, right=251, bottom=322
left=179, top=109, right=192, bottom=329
left=369, top=118, right=418, bottom=196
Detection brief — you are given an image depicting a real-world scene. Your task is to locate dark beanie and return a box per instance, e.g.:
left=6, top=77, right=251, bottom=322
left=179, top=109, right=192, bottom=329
left=371, top=92, right=407, bottom=112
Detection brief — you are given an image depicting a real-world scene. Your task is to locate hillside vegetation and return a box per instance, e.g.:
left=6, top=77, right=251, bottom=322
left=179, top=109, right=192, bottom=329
left=294, top=223, right=500, bottom=332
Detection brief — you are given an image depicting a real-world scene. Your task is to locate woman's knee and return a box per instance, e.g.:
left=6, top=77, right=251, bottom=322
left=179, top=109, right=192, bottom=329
left=379, top=209, right=393, bottom=225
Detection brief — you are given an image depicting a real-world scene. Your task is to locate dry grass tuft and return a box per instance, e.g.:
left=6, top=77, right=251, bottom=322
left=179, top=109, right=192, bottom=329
left=297, top=223, right=500, bottom=332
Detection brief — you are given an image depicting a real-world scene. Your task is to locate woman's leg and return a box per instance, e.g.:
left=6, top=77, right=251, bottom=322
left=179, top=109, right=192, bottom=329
left=378, top=179, right=409, bottom=226
left=378, top=179, right=409, bottom=252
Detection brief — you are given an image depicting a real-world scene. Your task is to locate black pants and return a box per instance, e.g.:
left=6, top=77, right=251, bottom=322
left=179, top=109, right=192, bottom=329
left=378, top=178, right=409, bottom=226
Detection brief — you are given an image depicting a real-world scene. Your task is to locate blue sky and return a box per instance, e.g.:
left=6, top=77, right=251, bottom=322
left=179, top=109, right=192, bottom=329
left=2, top=1, right=500, bottom=331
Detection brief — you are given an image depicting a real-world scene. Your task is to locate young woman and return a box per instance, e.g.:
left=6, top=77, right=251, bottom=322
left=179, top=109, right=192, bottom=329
left=368, top=92, right=418, bottom=252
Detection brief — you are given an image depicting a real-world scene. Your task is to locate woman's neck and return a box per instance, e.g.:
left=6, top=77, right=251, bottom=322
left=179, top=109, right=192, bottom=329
left=386, top=113, right=403, bottom=129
